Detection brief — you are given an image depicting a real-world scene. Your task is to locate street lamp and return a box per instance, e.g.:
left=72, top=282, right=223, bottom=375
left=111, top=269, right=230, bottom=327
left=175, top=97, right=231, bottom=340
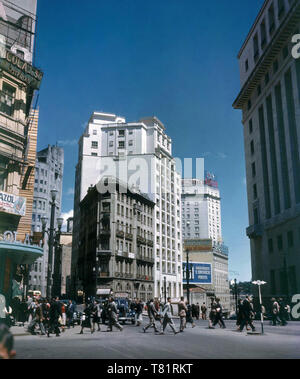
left=42, top=189, right=62, bottom=299
left=163, top=276, right=167, bottom=304
left=184, top=249, right=192, bottom=305
left=230, top=278, right=239, bottom=315
left=252, top=280, right=267, bottom=334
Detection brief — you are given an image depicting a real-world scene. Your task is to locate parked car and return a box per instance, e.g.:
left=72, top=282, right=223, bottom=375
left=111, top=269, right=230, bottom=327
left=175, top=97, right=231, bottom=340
left=115, top=298, right=135, bottom=325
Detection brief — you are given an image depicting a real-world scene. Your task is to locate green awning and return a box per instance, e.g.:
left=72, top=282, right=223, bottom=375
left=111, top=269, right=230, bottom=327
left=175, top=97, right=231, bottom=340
left=0, top=241, right=43, bottom=264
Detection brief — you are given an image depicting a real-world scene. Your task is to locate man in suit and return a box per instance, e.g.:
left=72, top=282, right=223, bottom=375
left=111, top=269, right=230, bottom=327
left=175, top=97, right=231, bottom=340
left=178, top=296, right=187, bottom=332
left=107, top=297, right=123, bottom=332
left=212, top=298, right=226, bottom=329
left=160, top=297, right=179, bottom=335
left=143, top=299, right=160, bottom=333
left=239, top=296, right=256, bottom=332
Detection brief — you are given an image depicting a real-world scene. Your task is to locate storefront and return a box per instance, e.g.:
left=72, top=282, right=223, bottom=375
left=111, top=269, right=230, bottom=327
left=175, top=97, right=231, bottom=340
left=0, top=235, right=43, bottom=309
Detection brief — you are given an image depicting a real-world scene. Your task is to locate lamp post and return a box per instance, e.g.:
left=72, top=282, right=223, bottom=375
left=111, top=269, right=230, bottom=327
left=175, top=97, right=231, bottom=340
left=52, top=217, right=64, bottom=298
left=186, top=249, right=191, bottom=305
left=252, top=280, right=266, bottom=334
left=230, top=279, right=238, bottom=315
left=42, top=189, right=63, bottom=299
left=163, top=276, right=167, bottom=304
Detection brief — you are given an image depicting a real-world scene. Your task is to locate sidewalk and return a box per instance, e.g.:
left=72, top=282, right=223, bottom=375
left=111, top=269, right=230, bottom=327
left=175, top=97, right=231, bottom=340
left=10, top=324, right=31, bottom=337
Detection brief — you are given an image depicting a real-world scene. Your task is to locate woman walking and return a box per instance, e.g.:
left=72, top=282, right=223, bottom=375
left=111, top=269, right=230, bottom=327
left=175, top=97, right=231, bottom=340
left=80, top=302, right=94, bottom=334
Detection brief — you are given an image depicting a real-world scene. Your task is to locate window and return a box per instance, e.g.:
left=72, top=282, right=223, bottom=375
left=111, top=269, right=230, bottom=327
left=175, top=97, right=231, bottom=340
left=253, top=33, right=259, bottom=61
left=128, top=140, right=133, bottom=146
left=268, top=4, right=275, bottom=34
left=247, top=99, right=252, bottom=110
left=282, top=45, right=289, bottom=59
left=91, top=152, right=97, bottom=156
left=257, top=84, right=262, bottom=96
left=250, top=140, right=255, bottom=155
left=109, top=141, right=113, bottom=147
left=260, top=19, right=267, bottom=48
left=277, top=235, right=283, bottom=251
left=249, top=119, right=253, bottom=133
left=93, top=130, right=97, bottom=135
left=253, top=184, right=258, bottom=199
left=245, top=59, right=249, bottom=72
left=118, top=141, right=125, bottom=148
left=287, top=231, right=294, bottom=248
left=91, top=141, right=98, bottom=149
left=251, top=162, right=256, bottom=177
left=265, top=72, right=270, bottom=85
left=273, top=60, right=279, bottom=73
left=278, top=0, right=285, bottom=19
left=0, top=83, right=16, bottom=116
left=118, top=130, right=125, bottom=137
left=0, top=157, right=8, bottom=190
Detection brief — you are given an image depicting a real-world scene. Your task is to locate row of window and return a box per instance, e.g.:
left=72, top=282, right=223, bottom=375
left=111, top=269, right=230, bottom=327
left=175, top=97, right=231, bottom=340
left=248, top=0, right=289, bottom=71
left=268, top=229, right=298, bottom=253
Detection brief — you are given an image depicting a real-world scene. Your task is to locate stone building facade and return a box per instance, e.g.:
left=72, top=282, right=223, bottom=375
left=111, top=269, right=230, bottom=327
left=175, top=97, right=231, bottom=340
left=78, top=178, right=155, bottom=301
left=233, top=0, right=300, bottom=299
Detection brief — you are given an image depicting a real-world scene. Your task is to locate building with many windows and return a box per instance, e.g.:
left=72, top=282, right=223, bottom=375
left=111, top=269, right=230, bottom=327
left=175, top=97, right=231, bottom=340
left=71, top=112, right=183, bottom=301
left=28, top=145, right=64, bottom=296
left=78, top=178, right=155, bottom=301
left=182, top=239, right=230, bottom=315
left=181, top=175, right=222, bottom=244
left=0, top=0, right=43, bottom=307
left=233, top=0, right=300, bottom=299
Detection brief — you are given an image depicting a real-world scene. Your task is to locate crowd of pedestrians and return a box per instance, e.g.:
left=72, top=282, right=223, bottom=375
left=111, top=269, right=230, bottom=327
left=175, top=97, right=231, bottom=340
left=0, top=293, right=293, bottom=350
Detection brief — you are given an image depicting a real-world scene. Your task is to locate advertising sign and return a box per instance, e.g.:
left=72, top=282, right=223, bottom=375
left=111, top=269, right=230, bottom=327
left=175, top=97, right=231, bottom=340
left=205, top=171, right=218, bottom=188
left=183, top=262, right=212, bottom=284
left=0, top=49, right=43, bottom=89
left=0, top=191, right=26, bottom=216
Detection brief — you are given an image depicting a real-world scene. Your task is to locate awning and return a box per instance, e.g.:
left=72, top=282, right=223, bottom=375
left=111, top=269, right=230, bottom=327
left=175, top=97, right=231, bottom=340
left=96, top=288, right=111, bottom=295
left=0, top=241, right=43, bottom=264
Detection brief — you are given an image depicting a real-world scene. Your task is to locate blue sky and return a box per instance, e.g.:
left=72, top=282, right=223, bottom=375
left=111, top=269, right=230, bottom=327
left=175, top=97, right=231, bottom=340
left=35, top=0, right=265, bottom=281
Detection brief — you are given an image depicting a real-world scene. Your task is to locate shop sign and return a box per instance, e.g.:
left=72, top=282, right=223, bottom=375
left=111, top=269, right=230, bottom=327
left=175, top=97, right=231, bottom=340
left=0, top=230, right=42, bottom=247
left=0, top=49, right=43, bottom=89
left=0, top=191, right=26, bottom=216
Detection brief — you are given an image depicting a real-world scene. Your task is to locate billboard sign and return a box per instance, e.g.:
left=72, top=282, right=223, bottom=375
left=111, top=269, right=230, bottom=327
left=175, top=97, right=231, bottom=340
left=205, top=171, right=218, bottom=188
left=0, top=191, right=26, bottom=216
left=183, top=262, right=212, bottom=284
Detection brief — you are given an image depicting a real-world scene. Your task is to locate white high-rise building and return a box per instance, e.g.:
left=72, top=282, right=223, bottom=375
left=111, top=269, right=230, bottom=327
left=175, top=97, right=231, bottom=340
left=72, top=112, right=183, bottom=300
left=181, top=176, right=222, bottom=244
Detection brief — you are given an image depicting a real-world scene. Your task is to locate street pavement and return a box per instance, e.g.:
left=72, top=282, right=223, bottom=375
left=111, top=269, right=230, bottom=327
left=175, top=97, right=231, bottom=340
left=11, top=319, right=300, bottom=359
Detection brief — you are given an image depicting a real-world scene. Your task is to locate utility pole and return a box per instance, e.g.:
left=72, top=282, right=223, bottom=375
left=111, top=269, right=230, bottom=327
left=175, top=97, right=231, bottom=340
left=186, top=249, right=190, bottom=305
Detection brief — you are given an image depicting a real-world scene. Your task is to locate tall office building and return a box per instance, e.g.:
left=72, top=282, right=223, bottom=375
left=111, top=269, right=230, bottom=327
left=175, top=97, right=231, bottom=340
left=29, top=145, right=64, bottom=296
left=72, top=112, right=183, bottom=300
left=233, top=0, right=300, bottom=299
left=181, top=174, right=222, bottom=244
left=0, top=0, right=43, bottom=305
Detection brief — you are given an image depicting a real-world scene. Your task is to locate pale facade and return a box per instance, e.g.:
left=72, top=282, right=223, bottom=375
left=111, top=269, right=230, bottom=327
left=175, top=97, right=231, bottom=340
left=72, top=113, right=183, bottom=301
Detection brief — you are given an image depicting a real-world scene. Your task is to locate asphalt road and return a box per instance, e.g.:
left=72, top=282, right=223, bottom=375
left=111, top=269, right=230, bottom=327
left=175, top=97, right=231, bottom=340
left=12, top=319, right=300, bottom=359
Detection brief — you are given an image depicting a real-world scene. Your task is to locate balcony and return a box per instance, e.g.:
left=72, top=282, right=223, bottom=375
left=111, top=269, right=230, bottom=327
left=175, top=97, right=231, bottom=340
left=146, top=239, right=154, bottom=247
left=97, top=249, right=111, bottom=256
left=116, top=250, right=135, bottom=259
left=98, top=272, right=110, bottom=278
left=136, top=254, right=154, bottom=264
left=125, top=232, right=133, bottom=240
left=137, top=235, right=147, bottom=245
left=116, top=230, right=124, bottom=238
left=136, top=274, right=154, bottom=281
